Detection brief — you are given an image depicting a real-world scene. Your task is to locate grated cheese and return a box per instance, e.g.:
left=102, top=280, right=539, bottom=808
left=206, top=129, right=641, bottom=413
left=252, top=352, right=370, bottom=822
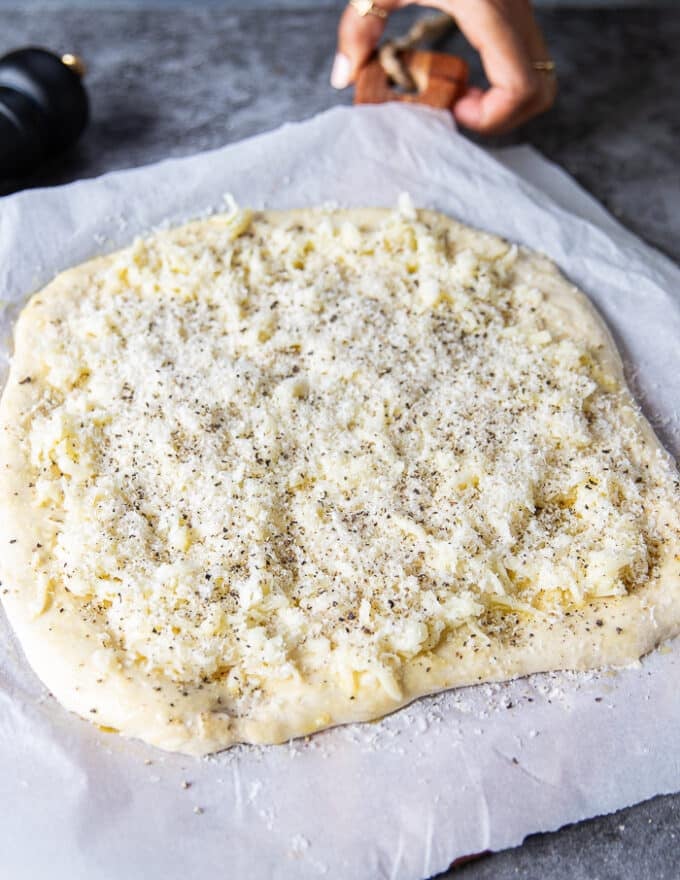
left=12, top=206, right=679, bottom=713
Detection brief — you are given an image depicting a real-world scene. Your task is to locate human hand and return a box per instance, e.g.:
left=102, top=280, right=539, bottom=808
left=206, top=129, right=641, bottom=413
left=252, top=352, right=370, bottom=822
left=331, top=0, right=557, bottom=135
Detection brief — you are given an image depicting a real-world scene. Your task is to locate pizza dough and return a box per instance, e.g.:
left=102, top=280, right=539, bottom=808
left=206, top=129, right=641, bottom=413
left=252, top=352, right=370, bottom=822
left=1, top=204, right=679, bottom=755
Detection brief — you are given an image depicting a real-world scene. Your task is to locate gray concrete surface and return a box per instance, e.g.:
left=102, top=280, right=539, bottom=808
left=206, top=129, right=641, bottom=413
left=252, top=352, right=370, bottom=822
left=0, top=1, right=675, bottom=7
left=1, top=5, right=679, bottom=879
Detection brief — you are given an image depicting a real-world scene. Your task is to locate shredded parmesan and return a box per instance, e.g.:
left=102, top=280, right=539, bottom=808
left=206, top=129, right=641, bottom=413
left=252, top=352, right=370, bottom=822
left=20, top=207, right=677, bottom=704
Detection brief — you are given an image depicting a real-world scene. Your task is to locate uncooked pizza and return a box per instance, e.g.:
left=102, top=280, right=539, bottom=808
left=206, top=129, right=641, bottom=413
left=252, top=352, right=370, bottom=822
left=1, top=204, right=679, bottom=755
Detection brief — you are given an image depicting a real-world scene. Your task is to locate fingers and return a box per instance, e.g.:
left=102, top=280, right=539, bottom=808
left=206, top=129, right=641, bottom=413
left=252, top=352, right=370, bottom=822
left=330, top=0, right=557, bottom=135
left=331, top=2, right=395, bottom=89
left=450, top=0, right=556, bottom=134
left=453, top=77, right=554, bottom=135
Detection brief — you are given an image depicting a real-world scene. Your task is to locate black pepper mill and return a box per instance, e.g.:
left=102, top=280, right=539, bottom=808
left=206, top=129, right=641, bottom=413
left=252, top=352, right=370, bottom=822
left=0, top=47, right=89, bottom=180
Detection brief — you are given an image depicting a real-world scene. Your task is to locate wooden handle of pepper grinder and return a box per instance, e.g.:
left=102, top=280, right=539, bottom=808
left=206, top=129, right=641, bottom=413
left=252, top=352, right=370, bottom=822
left=354, top=50, right=468, bottom=109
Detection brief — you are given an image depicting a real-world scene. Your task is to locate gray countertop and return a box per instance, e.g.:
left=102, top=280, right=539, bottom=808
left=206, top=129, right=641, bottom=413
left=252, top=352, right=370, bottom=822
left=1, top=5, right=679, bottom=879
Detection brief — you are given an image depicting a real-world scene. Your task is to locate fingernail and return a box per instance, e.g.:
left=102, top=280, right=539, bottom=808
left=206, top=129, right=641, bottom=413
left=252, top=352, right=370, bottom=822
left=330, top=53, right=351, bottom=90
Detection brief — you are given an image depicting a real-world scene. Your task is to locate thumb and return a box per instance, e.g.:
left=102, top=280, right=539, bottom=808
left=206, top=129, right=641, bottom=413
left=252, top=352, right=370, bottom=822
left=331, top=4, right=389, bottom=89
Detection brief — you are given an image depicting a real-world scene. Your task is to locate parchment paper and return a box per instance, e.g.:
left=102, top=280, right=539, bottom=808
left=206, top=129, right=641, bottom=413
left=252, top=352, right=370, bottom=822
left=1, top=105, right=679, bottom=880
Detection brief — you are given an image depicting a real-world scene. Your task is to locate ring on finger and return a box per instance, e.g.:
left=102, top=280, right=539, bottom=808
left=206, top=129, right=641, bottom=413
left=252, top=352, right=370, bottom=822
left=349, top=0, right=389, bottom=20
left=531, top=59, right=556, bottom=75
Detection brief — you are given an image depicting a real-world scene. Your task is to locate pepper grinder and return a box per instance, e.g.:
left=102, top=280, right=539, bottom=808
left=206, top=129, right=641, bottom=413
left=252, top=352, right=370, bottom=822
left=0, top=47, right=89, bottom=180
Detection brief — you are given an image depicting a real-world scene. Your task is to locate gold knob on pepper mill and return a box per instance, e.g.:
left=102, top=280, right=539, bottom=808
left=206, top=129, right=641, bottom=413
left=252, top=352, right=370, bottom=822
left=61, top=53, right=87, bottom=77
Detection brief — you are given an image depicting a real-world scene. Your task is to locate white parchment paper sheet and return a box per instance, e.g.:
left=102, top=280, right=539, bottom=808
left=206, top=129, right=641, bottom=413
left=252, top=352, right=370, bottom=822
left=1, top=105, right=679, bottom=880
